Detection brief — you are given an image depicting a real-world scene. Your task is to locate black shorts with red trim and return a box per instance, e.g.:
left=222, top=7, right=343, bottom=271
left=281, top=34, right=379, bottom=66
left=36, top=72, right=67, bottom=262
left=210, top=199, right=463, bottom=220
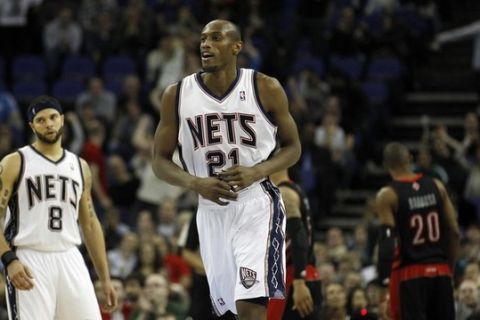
left=389, top=263, right=454, bottom=320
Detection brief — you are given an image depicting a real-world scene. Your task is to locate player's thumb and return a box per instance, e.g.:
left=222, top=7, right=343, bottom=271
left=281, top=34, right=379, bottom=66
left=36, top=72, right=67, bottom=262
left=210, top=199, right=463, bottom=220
left=24, top=265, right=34, bottom=279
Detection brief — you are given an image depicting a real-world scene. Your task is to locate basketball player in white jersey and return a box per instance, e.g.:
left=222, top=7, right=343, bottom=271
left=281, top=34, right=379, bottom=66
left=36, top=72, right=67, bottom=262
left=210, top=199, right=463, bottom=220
left=0, top=96, right=117, bottom=319
left=152, top=20, right=301, bottom=320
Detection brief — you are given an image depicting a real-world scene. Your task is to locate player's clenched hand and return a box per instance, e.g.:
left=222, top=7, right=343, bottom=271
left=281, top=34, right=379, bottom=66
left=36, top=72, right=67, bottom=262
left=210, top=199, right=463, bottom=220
left=101, top=280, right=119, bottom=313
left=292, top=280, right=314, bottom=318
left=217, top=165, right=260, bottom=191
left=192, top=177, right=237, bottom=205
left=7, top=260, right=34, bottom=290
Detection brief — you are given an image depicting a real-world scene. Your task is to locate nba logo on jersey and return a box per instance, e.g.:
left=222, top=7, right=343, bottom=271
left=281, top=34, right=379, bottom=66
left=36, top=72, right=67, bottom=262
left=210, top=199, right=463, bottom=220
left=240, top=90, right=246, bottom=101
left=412, top=182, right=420, bottom=191
left=240, top=267, right=258, bottom=289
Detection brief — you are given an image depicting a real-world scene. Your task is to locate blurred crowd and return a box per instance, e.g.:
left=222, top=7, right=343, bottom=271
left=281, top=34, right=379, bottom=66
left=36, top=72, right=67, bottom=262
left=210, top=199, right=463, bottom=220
left=2, top=0, right=480, bottom=319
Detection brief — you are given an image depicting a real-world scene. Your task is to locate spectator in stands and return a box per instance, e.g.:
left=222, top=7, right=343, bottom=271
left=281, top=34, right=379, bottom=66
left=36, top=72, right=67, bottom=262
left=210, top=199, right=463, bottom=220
left=130, top=273, right=188, bottom=319
left=413, top=147, right=449, bottom=183
left=84, top=11, right=118, bottom=62
left=117, top=74, right=147, bottom=111
left=346, top=286, right=369, bottom=317
left=156, top=236, right=191, bottom=290
left=457, top=280, right=480, bottom=320
left=133, top=241, right=163, bottom=279
left=135, top=210, right=157, bottom=243
left=82, top=118, right=112, bottom=211
left=124, top=273, right=142, bottom=305
left=352, top=224, right=372, bottom=266
left=156, top=198, right=178, bottom=239
left=0, top=89, right=24, bottom=146
left=62, top=112, right=85, bottom=155
left=107, top=155, right=140, bottom=217
left=0, top=124, right=15, bottom=159
left=108, top=232, right=139, bottom=279
left=147, top=35, right=185, bottom=112
left=76, top=77, right=117, bottom=124
left=98, top=277, right=134, bottom=320
left=43, top=6, right=82, bottom=78
left=110, top=100, right=154, bottom=162
left=321, top=283, right=348, bottom=320
left=117, top=4, right=151, bottom=59
left=79, top=0, right=118, bottom=32
left=464, top=261, right=480, bottom=286
left=103, top=206, right=130, bottom=251
left=464, top=147, right=480, bottom=219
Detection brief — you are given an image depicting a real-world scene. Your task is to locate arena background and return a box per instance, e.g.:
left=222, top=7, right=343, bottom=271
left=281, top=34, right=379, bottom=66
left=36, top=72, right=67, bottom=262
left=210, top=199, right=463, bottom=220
left=1, top=0, right=480, bottom=319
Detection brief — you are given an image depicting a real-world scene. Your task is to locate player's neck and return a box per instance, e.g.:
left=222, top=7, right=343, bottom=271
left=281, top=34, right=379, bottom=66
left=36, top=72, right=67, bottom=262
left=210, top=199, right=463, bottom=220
left=31, top=140, right=63, bottom=160
left=202, top=66, right=238, bottom=96
left=391, top=169, right=417, bottom=180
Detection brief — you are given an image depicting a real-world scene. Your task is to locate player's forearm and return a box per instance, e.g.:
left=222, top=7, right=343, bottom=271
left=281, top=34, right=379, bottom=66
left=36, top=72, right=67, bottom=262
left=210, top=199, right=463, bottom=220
left=82, top=219, right=111, bottom=281
left=253, top=144, right=301, bottom=180
left=152, top=156, right=198, bottom=191
left=448, top=230, right=460, bottom=270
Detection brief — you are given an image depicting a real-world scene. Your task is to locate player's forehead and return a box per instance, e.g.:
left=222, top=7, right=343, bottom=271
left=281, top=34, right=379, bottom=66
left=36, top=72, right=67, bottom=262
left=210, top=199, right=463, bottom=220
left=201, top=20, right=234, bottom=36
left=33, top=108, right=61, bottom=119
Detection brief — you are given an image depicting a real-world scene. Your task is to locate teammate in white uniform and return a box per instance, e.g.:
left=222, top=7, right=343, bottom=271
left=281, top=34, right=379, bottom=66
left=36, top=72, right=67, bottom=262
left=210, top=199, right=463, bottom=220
left=0, top=96, right=117, bottom=320
left=152, top=20, right=301, bottom=320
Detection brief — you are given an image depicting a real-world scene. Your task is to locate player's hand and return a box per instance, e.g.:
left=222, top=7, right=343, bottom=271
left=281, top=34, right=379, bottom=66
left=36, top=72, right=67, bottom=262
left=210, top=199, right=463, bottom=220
left=292, top=279, right=314, bottom=318
left=217, top=165, right=260, bottom=191
left=192, top=177, right=237, bottom=205
left=7, top=260, right=34, bottom=290
left=101, top=280, right=118, bottom=313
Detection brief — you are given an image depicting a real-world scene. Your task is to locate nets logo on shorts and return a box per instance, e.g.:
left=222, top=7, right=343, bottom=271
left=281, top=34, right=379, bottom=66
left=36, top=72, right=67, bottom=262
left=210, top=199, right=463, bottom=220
left=240, top=267, right=258, bottom=289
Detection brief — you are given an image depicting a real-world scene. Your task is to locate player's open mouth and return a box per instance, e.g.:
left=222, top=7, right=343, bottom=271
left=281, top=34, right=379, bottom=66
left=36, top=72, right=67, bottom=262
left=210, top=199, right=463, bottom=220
left=201, top=52, right=214, bottom=61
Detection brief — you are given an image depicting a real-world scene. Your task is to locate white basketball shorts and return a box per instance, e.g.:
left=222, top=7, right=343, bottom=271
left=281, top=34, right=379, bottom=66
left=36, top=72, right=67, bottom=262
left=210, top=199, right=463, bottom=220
left=5, top=247, right=101, bottom=320
left=197, top=179, right=286, bottom=316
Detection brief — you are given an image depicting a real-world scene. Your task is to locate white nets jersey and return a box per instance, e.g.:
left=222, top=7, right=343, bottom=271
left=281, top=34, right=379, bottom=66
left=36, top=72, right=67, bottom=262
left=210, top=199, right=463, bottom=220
left=177, top=68, right=277, bottom=201
left=5, top=146, right=83, bottom=251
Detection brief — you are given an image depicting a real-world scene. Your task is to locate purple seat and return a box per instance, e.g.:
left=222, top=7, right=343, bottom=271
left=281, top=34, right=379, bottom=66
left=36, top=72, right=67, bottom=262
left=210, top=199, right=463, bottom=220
left=367, top=57, right=403, bottom=80
left=361, top=81, right=389, bottom=104
left=52, top=79, right=85, bottom=103
left=330, top=56, right=363, bottom=80
left=62, top=56, right=96, bottom=81
left=102, top=55, right=136, bottom=81
left=12, top=55, right=46, bottom=81
left=13, top=80, right=47, bottom=103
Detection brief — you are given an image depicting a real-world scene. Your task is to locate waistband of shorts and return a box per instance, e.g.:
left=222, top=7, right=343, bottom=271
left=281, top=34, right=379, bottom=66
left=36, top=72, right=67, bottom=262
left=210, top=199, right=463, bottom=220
left=15, top=246, right=78, bottom=254
left=391, top=263, right=452, bottom=282
left=198, top=179, right=269, bottom=207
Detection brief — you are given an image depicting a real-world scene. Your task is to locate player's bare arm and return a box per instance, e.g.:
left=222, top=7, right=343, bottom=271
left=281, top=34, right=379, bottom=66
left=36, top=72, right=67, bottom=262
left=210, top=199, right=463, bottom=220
left=152, top=84, right=237, bottom=205
left=78, top=159, right=118, bottom=312
left=219, top=74, right=301, bottom=190
left=376, top=186, right=397, bottom=285
left=0, top=153, right=34, bottom=290
left=434, top=179, right=460, bottom=269
left=280, top=186, right=314, bottom=318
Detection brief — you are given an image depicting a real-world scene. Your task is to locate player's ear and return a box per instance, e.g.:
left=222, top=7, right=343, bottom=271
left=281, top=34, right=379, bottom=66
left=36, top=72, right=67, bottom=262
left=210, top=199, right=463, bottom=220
left=232, top=41, right=243, bottom=55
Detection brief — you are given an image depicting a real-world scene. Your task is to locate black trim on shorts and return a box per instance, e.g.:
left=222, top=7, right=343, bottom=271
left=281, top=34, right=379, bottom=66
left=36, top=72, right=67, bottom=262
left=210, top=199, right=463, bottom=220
left=5, top=274, right=18, bottom=320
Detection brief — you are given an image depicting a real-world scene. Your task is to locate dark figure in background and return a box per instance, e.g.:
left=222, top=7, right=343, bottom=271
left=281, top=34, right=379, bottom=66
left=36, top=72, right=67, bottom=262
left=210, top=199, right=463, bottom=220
left=376, top=142, right=460, bottom=320
left=268, top=168, right=322, bottom=320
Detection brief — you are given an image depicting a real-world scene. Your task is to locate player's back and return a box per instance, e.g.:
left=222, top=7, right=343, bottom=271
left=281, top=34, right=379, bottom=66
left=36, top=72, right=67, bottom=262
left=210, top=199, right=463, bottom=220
left=389, top=174, right=449, bottom=268
left=5, top=145, right=83, bottom=251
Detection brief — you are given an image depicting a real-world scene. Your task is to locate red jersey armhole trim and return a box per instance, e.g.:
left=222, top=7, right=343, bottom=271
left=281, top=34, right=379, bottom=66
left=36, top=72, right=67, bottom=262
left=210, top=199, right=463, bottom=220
left=394, top=174, right=423, bottom=183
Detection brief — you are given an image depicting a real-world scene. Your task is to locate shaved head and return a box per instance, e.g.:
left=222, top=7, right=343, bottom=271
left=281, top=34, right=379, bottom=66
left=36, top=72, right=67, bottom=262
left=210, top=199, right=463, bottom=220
left=383, top=142, right=411, bottom=170
left=203, top=19, right=242, bottom=41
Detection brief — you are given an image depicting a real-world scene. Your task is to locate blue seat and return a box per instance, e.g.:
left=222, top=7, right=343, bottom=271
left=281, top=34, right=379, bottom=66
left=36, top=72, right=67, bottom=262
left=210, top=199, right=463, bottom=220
left=12, top=55, right=46, bottom=81
left=292, top=57, right=324, bottom=77
left=62, top=56, right=96, bottom=81
left=104, top=79, right=123, bottom=96
left=52, top=79, right=85, bottom=103
left=361, top=81, right=389, bottom=104
left=13, top=80, right=47, bottom=103
left=367, top=57, right=403, bottom=80
left=330, top=56, right=363, bottom=80
left=102, top=55, right=136, bottom=81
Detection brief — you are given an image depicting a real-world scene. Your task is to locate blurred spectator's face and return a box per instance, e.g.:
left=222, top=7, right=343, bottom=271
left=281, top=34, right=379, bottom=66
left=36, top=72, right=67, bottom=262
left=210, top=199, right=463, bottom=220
left=366, top=283, right=381, bottom=307
left=326, top=283, right=347, bottom=309
left=126, top=101, right=141, bottom=118
left=59, top=8, right=72, bottom=25
left=352, top=289, right=368, bottom=310
left=465, top=112, right=479, bottom=131
left=158, top=199, right=177, bottom=223
left=314, top=242, right=328, bottom=265
left=124, top=75, right=140, bottom=96
left=120, top=233, right=139, bottom=253
left=417, top=149, right=431, bottom=167
left=339, top=7, right=355, bottom=29
left=320, top=264, right=336, bottom=286
left=125, top=278, right=142, bottom=302
left=354, top=225, right=368, bottom=246
left=137, top=211, right=155, bottom=234
left=459, top=281, right=478, bottom=307
left=327, top=227, right=344, bottom=247
left=89, top=78, right=104, bottom=95
left=140, top=242, right=156, bottom=265
left=145, top=274, right=169, bottom=303
left=467, top=225, right=480, bottom=244
left=344, top=272, right=362, bottom=292
left=108, top=155, right=127, bottom=178
left=465, top=263, right=480, bottom=282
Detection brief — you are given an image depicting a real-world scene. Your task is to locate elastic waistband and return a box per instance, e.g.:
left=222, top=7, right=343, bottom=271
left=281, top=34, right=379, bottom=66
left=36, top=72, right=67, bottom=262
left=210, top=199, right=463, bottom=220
left=198, top=179, right=269, bottom=207
left=392, top=263, right=452, bottom=282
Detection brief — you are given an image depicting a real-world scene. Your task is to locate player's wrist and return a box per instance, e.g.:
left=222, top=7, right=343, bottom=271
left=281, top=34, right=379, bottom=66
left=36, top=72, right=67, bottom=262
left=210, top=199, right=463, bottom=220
left=1, top=250, right=19, bottom=268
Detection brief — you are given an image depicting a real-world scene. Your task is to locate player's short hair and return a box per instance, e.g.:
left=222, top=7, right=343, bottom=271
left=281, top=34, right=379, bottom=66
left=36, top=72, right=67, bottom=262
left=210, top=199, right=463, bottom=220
left=27, top=95, right=63, bottom=122
left=383, top=142, right=410, bottom=169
